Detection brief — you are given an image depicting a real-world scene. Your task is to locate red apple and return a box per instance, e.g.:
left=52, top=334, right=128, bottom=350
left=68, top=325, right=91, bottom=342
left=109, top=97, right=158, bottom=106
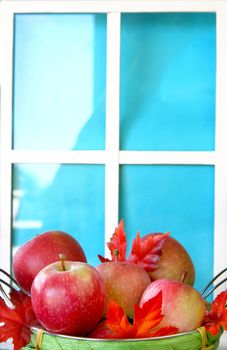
left=31, top=259, right=105, bottom=336
left=140, top=279, right=205, bottom=332
left=88, top=320, right=115, bottom=338
left=145, top=234, right=195, bottom=285
left=96, top=262, right=151, bottom=319
left=13, top=230, right=87, bottom=294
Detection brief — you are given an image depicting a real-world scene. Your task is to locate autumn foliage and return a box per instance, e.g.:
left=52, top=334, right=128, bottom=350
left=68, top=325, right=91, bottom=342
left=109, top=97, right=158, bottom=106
left=98, top=220, right=169, bottom=272
left=90, top=291, right=178, bottom=339
left=0, top=289, right=38, bottom=350
left=203, top=290, right=227, bottom=335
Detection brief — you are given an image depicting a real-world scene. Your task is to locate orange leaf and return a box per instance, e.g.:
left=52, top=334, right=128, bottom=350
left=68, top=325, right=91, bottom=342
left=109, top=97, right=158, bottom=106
left=133, top=292, right=165, bottom=337
left=103, top=292, right=178, bottom=339
left=106, top=300, right=134, bottom=338
left=203, top=290, right=227, bottom=335
left=128, top=232, right=169, bottom=272
left=0, top=290, right=38, bottom=350
left=98, top=220, right=127, bottom=262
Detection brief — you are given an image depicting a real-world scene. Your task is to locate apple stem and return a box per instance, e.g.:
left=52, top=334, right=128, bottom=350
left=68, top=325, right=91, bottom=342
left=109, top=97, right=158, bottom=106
left=113, top=249, right=119, bottom=262
left=180, top=271, right=188, bottom=283
left=59, top=254, right=66, bottom=271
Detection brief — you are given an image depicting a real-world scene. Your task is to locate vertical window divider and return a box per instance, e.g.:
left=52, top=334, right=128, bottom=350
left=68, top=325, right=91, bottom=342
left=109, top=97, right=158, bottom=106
left=0, top=5, right=14, bottom=273
left=105, top=12, right=121, bottom=256
left=214, top=4, right=227, bottom=278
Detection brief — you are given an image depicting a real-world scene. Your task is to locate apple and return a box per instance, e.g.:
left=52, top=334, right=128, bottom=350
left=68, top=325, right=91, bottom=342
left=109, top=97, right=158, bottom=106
left=145, top=234, right=195, bottom=285
left=88, top=320, right=115, bottom=338
left=31, top=258, right=106, bottom=336
left=96, top=262, right=151, bottom=319
left=140, top=279, right=205, bottom=332
left=13, top=230, right=87, bottom=294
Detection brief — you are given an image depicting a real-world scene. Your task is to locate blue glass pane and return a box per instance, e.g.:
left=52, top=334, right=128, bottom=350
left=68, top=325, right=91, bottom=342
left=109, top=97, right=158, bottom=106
left=119, top=165, right=214, bottom=292
left=120, top=13, right=216, bottom=151
left=13, top=14, right=106, bottom=150
left=12, top=164, right=105, bottom=266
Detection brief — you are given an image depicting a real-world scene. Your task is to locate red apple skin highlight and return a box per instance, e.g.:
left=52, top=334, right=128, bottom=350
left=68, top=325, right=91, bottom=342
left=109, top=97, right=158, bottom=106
left=145, top=234, right=195, bottom=286
left=140, top=279, right=206, bottom=333
left=97, top=262, right=151, bottom=319
left=13, top=231, right=87, bottom=294
left=31, top=261, right=105, bottom=336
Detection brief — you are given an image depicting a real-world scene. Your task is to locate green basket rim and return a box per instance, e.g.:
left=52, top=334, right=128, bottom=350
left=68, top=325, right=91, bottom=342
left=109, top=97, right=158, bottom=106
left=31, top=326, right=196, bottom=343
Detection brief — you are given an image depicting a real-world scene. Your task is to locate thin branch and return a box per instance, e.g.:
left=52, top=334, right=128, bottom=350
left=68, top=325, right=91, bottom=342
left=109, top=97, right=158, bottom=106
left=201, top=268, right=227, bottom=296
left=0, top=268, right=19, bottom=288
left=203, top=278, right=227, bottom=300
left=0, top=282, right=15, bottom=309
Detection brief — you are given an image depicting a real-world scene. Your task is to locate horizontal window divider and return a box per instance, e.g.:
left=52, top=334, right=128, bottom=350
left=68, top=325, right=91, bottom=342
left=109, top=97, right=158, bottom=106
left=10, top=150, right=107, bottom=164
left=2, top=0, right=222, bottom=14
left=9, top=150, right=217, bottom=166
left=119, top=151, right=216, bottom=165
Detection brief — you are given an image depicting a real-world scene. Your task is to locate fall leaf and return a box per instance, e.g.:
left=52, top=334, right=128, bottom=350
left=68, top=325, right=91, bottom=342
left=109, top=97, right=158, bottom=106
left=105, top=299, right=134, bottom=338
left=98, top=221, right=169, bottom=273
left=98, top=220, right=127, bottom=262
left=0, top=289, right=38, bottom=350
left=92, top=291, right=178, bottom=339
left=203, top=290, right=227, bottom=335
left=128, top=232, right=170, bottom=272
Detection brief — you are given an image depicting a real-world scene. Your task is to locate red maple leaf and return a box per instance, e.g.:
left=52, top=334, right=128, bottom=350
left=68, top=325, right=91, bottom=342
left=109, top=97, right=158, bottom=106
left=93, top=291, right=178, bottom=339
left=98, top=221, right=169, bottom=273
left=203, top=290, right=227, bottom=335
left=0, top=289, right=38, bottom=350
left=98, top=220, right=127, bottom=262
left=128, top=232, right=169, bottom=272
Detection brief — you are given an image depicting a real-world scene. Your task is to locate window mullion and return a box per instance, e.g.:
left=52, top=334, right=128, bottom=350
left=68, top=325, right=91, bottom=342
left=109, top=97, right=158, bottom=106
left=105, top=12, right=121, bottom=255
left=119, top=151, right=216, bottom=165
left=5, top=0, right=223, bottom=14
left=10, top=150, right=106, bottom=164
left=214, top=4, right=227, bottom=279
left=0, top=6, right=14, bottom=274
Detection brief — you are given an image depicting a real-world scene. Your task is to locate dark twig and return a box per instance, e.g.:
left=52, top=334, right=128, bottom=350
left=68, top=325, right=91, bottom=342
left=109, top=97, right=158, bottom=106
left=203, top=277, right=227, bottom=300
left=0, top=281, right=15, bottom=309
left=0, top=268, right=19, bottom=288
left=201, top=268, right=227, bottom=300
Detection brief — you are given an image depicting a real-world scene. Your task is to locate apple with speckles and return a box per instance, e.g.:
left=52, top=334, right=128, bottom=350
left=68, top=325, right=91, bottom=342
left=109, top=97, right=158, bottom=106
left=13, top=230, right=87, bottom=294
left=140, top=279, right=205, bottom=332
left=144, top=234, right=195, bottom=286
left=31, top=258, right=105, bottom=336
left=96, top=262, right=151, bottom=319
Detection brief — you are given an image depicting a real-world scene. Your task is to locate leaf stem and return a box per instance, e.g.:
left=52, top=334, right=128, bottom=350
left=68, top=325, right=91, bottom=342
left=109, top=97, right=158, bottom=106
left=113, top=249, right=119, bottom=262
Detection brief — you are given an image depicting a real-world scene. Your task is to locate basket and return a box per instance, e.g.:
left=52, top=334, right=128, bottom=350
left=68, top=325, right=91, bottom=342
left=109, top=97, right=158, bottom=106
left=21, top=326, right=222, bottom=350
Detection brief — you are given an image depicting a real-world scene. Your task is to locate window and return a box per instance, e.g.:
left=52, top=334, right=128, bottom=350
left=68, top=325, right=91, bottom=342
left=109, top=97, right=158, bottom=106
left=0, top=0, right=227, bottom=294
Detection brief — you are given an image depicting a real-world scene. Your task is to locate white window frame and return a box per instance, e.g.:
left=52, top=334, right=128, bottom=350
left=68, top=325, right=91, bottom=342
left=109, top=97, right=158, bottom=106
left=0, top=0, right=227, bottom=282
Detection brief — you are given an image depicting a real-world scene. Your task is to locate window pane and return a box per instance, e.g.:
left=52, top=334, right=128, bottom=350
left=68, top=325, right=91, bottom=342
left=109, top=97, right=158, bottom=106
left=13, top=14, right=107, bottom=150
left=120, top=13, right=216, bottom=151
left=12, top=164, right=105, bottom=266
left=119, top=165, right=214, bottom=291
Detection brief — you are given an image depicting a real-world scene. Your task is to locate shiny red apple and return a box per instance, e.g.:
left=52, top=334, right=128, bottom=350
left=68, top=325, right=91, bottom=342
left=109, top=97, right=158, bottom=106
left=140, top=279, right=205, bottom=332
left=145, top=234, right=195, bottom=285
left=96, top=261, right=151, bottom=318
left=13, top=230, right=87, bottom=294
left=31, top=259, right=105, bottom=336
